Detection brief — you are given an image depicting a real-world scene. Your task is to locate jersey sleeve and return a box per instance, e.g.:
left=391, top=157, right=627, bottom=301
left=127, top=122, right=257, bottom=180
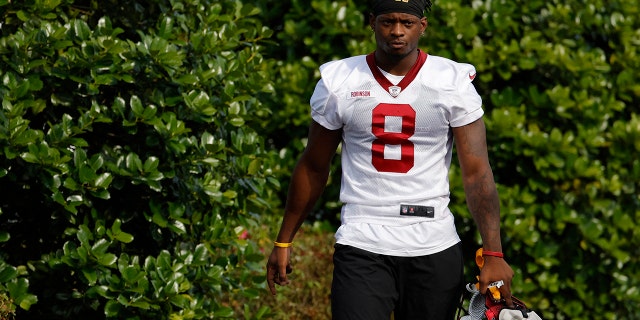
left=310, top=64, right=344, bottom=130
left=448, top=64, right=484, bottom=128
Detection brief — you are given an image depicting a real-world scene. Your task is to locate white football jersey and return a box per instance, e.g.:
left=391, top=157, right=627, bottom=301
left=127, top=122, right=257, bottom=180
left=310, top=50, right=483, bottom=256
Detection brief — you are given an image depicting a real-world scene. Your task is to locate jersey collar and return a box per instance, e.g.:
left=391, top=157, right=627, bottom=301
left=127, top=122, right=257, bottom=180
left=366, top=49, right=428, bottom=98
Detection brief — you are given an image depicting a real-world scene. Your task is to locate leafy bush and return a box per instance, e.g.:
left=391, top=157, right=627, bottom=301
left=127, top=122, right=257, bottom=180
left=252, top=0, right=372, bottom=224
left=1, top=0, right=639, bottom=319
left=256, top=0, right=640, bottom=319
left=432, top=1, right=640, bottom=318
left=0, top=0, right=280, bottom=318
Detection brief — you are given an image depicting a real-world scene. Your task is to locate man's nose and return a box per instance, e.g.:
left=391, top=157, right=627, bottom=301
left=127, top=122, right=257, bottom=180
left=390, top=23, right=404, bottom=36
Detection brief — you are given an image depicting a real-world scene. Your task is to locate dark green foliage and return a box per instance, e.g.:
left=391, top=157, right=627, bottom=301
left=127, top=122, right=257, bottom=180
left=1, top=0, right=639, bottom=319
left=1, top=0, right=279, bottom=318
left=428, top=1, right=640, bottom=318
left=254, top=0, right=372, bottom=224
left=255, top=0, right=640, bottom=319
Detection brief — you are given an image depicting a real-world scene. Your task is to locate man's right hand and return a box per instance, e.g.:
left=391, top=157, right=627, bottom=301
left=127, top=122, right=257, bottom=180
left=266, top=247, right=293, bottom=295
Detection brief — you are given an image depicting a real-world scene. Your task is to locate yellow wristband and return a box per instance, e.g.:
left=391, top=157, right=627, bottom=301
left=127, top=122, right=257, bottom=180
left=274, top=241, right=293, bottom=248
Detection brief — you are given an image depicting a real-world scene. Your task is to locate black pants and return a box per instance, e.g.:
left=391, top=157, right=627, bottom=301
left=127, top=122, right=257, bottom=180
left=331, top=243, right=464, bottom=320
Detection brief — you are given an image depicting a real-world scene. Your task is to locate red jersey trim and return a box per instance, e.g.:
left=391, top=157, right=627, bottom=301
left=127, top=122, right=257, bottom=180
left=366, top=49, right=428, bottom=98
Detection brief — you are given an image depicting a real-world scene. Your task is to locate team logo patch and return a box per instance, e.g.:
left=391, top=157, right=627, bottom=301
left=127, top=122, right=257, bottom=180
left=348, top=90, right=374, bottom=99
left=469, top=72, right=477, bottom=81
left=388, top=86, right=401, bottom=97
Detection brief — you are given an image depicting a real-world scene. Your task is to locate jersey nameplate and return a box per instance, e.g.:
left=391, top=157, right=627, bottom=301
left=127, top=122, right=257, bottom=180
left=400, top=205, right=435, bottom=218
left=347, top=90, right=375, bottom=99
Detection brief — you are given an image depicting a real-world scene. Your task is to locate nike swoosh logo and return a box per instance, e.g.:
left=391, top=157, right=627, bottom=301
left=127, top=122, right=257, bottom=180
left=469, top=72, right=476, bottom=80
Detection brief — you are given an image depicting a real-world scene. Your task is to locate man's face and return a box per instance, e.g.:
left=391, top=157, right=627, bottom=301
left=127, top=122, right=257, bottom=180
left=370, top=12, right=427, bottom=58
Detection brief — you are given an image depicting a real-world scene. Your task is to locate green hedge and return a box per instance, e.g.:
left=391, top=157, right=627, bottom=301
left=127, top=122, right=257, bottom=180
left=1, top=0, right=639, bottom=319
left=1, top=0, right=280, bottom=318
left=257, top=0, right=640, bottom=319
left=433, top=1, right=640, bottom=318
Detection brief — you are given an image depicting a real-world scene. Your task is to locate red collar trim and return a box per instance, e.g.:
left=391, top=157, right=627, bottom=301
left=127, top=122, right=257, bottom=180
left=366, top=50, right=428, bottom=98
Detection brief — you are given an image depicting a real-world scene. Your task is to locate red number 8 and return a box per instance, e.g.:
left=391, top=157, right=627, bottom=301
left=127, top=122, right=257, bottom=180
left=371, top=103, right=415, bottom=173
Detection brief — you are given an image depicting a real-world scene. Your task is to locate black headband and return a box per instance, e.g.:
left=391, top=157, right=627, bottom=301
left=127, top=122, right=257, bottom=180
left=371, top=0, right=433, bottom=18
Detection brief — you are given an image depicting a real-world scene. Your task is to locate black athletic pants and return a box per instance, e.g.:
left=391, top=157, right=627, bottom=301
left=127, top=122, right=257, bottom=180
left=331, top=242, right=464, bottom=320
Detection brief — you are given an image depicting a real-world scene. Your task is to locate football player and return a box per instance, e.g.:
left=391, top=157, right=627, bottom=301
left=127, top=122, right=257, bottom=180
left=267, top=0, right=515, bottom=319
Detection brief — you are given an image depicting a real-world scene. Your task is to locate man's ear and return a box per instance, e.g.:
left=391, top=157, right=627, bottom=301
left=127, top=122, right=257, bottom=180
left=421, top=17, right=428, bottom=31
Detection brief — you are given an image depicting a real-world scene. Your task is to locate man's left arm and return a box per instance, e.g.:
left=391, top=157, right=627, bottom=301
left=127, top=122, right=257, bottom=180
left=453, top=118, right=515, bottom=306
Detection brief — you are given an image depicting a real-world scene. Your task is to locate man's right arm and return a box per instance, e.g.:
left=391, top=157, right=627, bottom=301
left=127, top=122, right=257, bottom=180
left=266, top=120, right=342, bottom=295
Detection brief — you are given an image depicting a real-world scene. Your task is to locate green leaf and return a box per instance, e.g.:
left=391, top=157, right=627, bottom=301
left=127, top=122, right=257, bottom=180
left=248, top=159, right=261, bottom=175
left=192, top=244, right=208, bottom=266
left=125, top=153, right=143, bottom=172
left=156, top=251, right=172, bottom=271
left=91, top=239, right=111, bottom=256
left=91, top=190, right=111, bottom=200
left=143, top=157, right=159, bottom=172
left=77, top=246, right=89, bottom=264
left=93, top=172, right=113, bottom=189
left=190, top=91, right=210, bottom=108
left=223, top=190, right=237, bottom=199
left=169, top=220, right=186, bottom=234
left=7, top=278, right=37, bottom=310
left=152, top=211, right=168, bottom=228
left=20, top=151, right=39, bottom=163
left=82, top=268, right=98, bottom=285
left=112, top=97, right=126, bottom=115
left=130, top=95, right=144, bottom=116
left=176, top=74, right=198, bottom=85
left=89, top=285, right=110, bottom=298
left=229, top=117, right=245, bottom=127
left=214, top=306, right=234, bottom=318
left=77, top=225, right=93, bottom=246
left=241, top=4, right=261, bottom=16
left=113, top=230, right=134, bottom=244
left=241, top=288, right=260, bottom=299
left=19, top=294, right=38, bottom=311
left=97, top=253, right=118, bottom=267
left=255, top=306, right=271, bottom=319
left=43, top=0, right=62, bottom=10
left=73, top=19, right=92, bottom=40
left=0, top=265, right=18, bottom=282
left=158, top=16, right=174, bottom=39
left=79, top=165, right=97, bottom=183
left=104, top=300, right=121, bottom=317
left=142, top=104, right=157, bottom=119
left=16, top=10, right=29, bottom=22
left=111, top=219, right=133, bottom=243
left=121, top=266, right=144, bottom=284
left=168, top=294, right=190, bottom=308
left=111, top=219, right=123, bottom=232
left=129, top=299, right=152, bottom=310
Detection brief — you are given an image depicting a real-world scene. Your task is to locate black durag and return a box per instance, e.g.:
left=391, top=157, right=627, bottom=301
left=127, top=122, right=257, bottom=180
left=371, top=0, right=433, bottom=18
